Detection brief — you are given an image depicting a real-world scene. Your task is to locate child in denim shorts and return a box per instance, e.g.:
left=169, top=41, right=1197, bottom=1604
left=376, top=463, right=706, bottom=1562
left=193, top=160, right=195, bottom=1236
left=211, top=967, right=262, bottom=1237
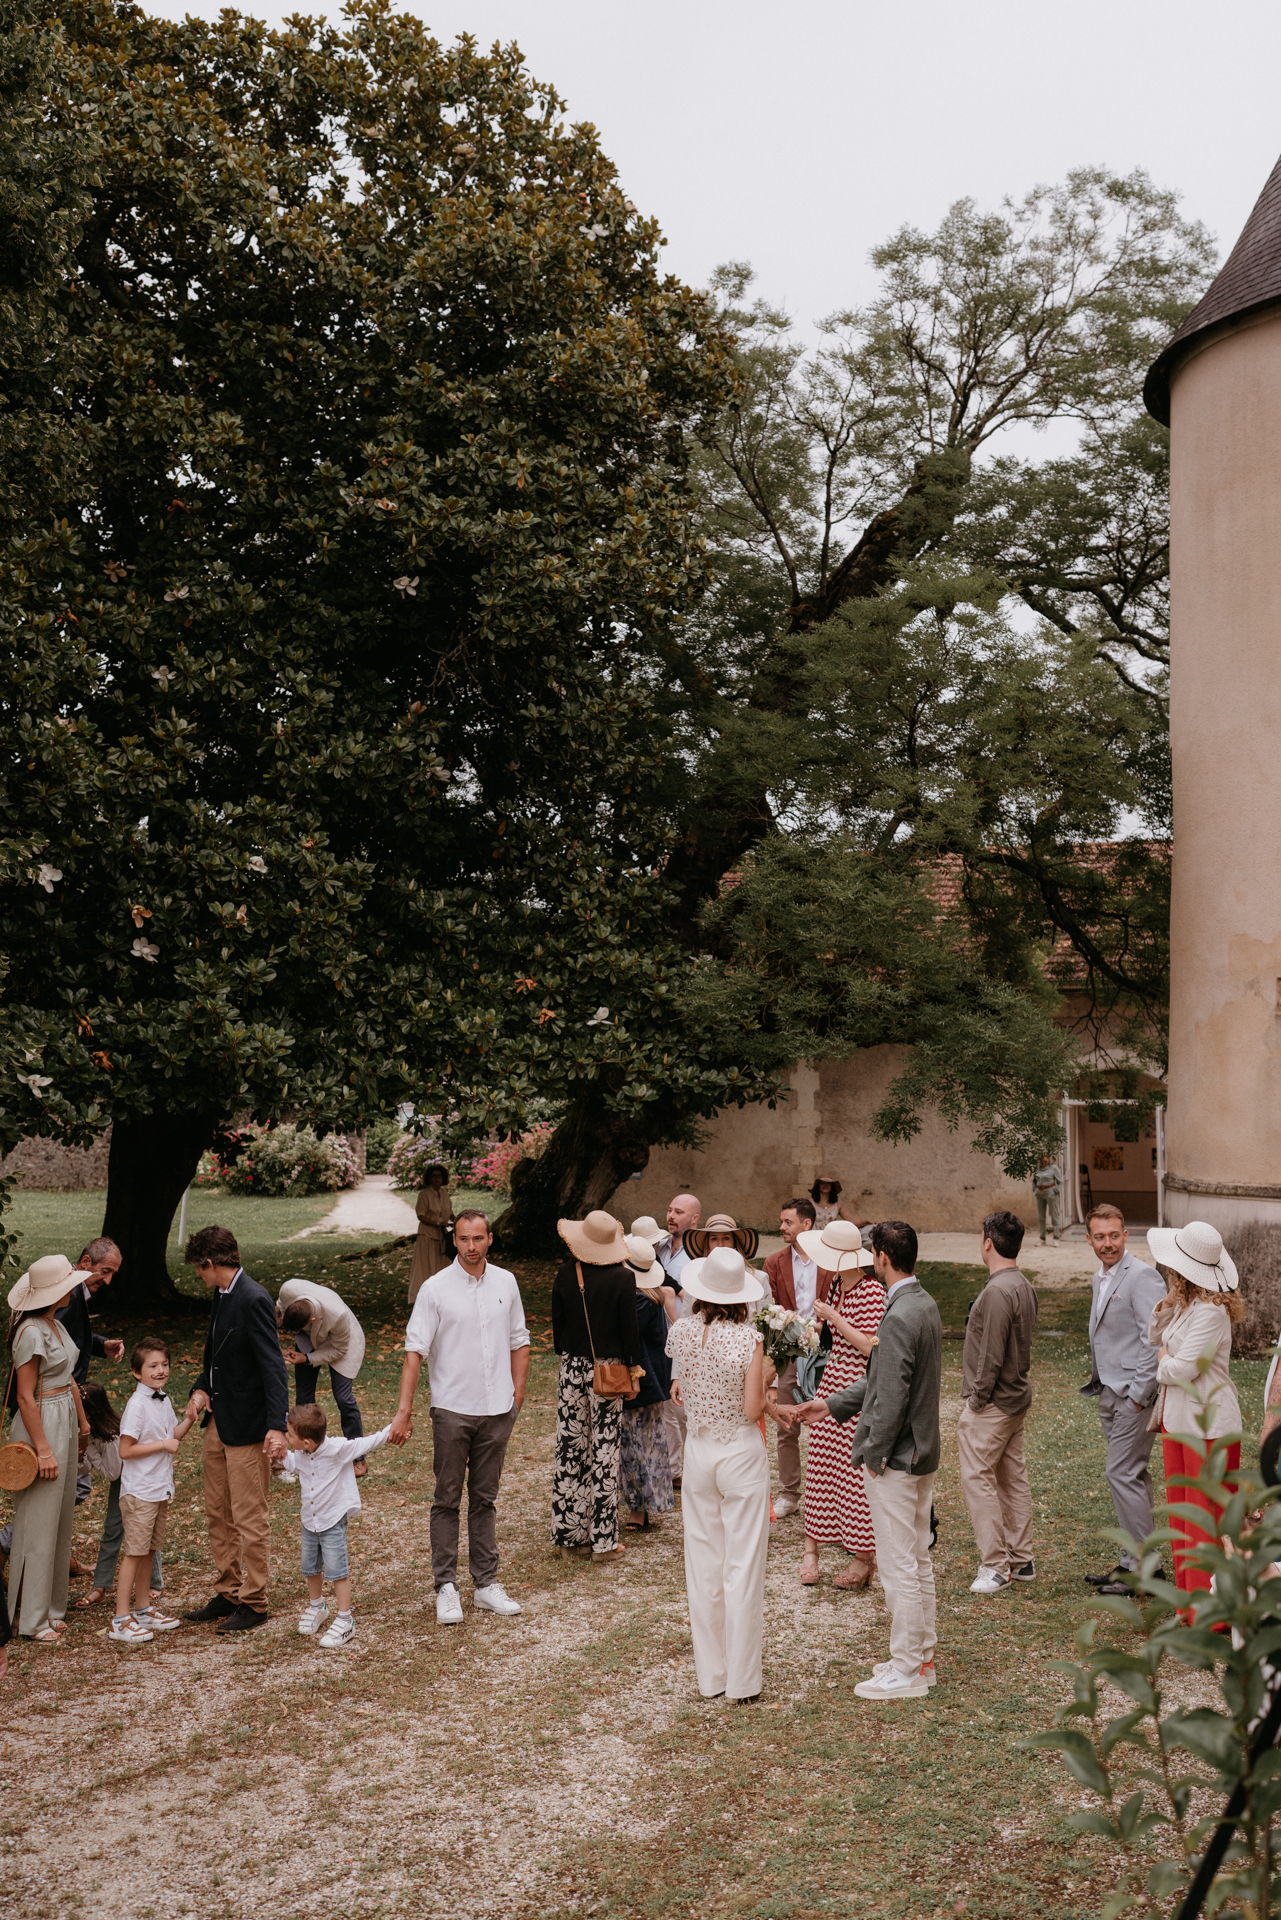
left=283, top=1401, right=389, bottom=1648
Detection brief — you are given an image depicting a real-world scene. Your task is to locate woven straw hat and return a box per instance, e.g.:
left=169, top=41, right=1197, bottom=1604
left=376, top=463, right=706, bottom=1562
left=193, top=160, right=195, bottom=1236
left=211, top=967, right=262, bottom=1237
left=684, top=1214, right=760, bottom=1261
left=557, top=1210, right=629, bottom=1266
left=679, top=1247, right=765, bottom=1307
left=7, top=1253, right=83, bottom=1314
left=1147, top=1221, right=1239, bottom=1294
left=796, top=1220, right=873, bottom=1272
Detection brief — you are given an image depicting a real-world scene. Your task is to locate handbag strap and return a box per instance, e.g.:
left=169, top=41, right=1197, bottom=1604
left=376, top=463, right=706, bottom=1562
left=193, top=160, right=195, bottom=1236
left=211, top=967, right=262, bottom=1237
left=576, top=1262, right=601, bottom=1367
left=4, top=1345, right=44, bottom=1429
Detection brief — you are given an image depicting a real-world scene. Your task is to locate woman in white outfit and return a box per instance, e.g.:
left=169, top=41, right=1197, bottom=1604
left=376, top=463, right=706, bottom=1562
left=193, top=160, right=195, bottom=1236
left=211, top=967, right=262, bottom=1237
left=665, top=1246, right=770, bottom=1703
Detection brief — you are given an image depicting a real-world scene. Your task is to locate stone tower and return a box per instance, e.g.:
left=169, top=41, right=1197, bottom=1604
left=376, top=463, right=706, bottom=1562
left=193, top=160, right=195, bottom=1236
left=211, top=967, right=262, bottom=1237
left=1146, top=155, right=1281, bottom=1231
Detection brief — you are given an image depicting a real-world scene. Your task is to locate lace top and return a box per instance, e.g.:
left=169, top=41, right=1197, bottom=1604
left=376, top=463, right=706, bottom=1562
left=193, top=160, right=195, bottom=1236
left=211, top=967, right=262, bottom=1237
left=665, top=1317, right=761, bottom=1441
left=812, top=1202, right=839, bottom=1228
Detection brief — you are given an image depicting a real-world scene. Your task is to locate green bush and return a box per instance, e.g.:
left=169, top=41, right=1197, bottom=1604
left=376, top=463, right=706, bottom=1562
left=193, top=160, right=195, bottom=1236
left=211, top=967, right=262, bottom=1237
left=221, top=1124, right=360, bottom=1197
left=364, top=1115, right=404, bottom=1176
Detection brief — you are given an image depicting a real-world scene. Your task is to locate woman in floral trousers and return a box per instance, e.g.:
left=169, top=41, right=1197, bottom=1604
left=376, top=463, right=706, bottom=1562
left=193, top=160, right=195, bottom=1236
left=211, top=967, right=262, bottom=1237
left=551, top=1212, right=643, bottom=1561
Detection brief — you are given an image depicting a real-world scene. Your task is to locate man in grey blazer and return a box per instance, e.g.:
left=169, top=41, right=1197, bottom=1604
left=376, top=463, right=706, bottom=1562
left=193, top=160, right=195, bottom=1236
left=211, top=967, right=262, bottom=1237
left=793, top=1219, right=942, bottom=1700
left=1080, top=1204, right=1166, bottom=1593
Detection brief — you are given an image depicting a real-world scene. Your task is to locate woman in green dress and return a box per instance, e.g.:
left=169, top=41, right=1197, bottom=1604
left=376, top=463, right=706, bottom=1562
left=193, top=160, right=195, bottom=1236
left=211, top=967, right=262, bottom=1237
left=6, top=1255, right=91, bottom=1641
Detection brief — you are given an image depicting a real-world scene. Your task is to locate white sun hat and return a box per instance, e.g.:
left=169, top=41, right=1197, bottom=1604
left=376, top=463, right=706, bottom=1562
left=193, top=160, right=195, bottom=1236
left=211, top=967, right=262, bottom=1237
left=629, top=1215, right=665, bottom=1244
left=796, top=1220, right=873, bottom=1272
left=625, top=1235, right=662, bottom=1284
left=1146, top=1220, right=1239, bottom=1294
left=7, top=1253, right=83, bottom=1314
left=679, top=1246, right=765, bottom=1307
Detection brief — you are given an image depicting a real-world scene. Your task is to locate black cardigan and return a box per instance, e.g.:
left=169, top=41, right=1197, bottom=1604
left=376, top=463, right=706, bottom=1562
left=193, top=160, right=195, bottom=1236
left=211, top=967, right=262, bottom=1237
left=552, top=1259, right=642, bottom=1367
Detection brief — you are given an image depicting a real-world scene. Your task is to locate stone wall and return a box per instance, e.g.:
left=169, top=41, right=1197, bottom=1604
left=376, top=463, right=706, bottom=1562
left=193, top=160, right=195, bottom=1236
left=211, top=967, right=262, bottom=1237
left=605, top=1046, right=1030, bottom=1233
left=0, top=1131, right=112, bottom=1191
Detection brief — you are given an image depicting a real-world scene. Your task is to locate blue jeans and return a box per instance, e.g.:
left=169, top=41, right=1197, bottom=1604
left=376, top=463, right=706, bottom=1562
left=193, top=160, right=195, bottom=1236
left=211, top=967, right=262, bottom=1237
left=301, top=1517, right=349, bottom=1581
left=294, top=1364, right=363, bottom=1441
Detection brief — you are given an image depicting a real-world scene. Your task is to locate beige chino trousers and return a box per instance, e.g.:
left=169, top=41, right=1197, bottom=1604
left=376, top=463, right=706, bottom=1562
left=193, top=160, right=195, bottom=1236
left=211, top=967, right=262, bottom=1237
left=203, top=1420, right=272, bottom=1611
left=956, top=1401, right=1033, bottom=1576
left=863, top=1465, right=937, bottom=1678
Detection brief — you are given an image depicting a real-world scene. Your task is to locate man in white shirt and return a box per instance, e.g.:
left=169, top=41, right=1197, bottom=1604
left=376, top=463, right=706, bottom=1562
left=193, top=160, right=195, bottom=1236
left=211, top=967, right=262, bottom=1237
left=390, top=1210, right=530, bottom=1625
left=654, top=1193, right=701, bottom=1483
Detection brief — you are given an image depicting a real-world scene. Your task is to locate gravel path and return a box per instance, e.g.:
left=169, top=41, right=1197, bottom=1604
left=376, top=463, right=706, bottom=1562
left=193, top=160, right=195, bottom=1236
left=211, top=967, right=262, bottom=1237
left=290, top=1174, right=419, bottom=1239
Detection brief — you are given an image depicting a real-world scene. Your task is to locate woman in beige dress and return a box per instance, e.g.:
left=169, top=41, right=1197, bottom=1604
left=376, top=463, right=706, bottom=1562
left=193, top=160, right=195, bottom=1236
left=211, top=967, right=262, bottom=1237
left=407, top=1164, right=454, bottom=1303
left=6, top=1255, right=91, bottom=1641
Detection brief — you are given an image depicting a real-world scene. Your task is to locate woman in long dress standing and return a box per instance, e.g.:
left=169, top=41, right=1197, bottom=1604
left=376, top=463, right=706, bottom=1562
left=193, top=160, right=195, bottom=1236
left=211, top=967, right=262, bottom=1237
left=666, top=1247, right=770, bottom=1703
left=6, top=1256, right=91, bottom=1641
left=796, top=1223, right=885, bottom=1589
left=407, top=1163, right=454, bottom=1305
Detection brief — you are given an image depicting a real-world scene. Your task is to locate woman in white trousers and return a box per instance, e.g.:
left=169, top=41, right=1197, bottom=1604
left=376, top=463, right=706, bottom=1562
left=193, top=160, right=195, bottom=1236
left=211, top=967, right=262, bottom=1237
left=666, top=1247, right=770, bottom=1702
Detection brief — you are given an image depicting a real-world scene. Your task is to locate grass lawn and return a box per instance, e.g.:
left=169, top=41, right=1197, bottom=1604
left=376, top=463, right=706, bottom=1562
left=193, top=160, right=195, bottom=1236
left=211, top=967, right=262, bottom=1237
left=0, top=1196, right=1264, bottom=1920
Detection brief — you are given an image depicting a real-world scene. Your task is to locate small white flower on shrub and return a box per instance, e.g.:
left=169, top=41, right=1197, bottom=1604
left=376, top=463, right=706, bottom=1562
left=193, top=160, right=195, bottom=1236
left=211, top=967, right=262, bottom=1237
left=37, top=864, right=62, bottom=892
left=131, top=938, right=160, bottom=962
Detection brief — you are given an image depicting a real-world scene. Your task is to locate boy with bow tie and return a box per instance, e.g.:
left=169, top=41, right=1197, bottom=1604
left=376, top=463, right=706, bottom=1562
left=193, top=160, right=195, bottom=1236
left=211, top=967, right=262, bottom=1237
left=110, top=1339, right=196, bottom=1645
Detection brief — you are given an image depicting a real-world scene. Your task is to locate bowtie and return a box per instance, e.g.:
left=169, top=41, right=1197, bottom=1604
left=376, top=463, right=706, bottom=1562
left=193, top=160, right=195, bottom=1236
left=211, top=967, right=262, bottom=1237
left=151, top=1391, right=167, bottom=1402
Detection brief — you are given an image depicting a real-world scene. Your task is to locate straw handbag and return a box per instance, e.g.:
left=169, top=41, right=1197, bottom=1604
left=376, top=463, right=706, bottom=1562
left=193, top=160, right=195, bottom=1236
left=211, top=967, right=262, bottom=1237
left=0, top=1357, right=41, bottom=1491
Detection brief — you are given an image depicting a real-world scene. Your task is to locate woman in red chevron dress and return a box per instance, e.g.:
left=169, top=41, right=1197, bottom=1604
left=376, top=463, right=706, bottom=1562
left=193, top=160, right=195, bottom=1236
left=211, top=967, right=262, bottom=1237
left=797, top=1226, right=885, bottom=1589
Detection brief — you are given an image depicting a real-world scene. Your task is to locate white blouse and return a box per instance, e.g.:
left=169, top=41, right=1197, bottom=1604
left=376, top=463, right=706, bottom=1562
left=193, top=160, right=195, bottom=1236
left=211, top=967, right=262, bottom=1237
left=665, top=1317, right=761, bottom=1441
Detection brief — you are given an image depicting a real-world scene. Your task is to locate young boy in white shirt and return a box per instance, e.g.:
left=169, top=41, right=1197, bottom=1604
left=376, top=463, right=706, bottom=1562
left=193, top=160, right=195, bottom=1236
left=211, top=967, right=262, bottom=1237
left=111, top=1338, right=196, bottom=1645
left=283, top=1401, right=390, bottom=1648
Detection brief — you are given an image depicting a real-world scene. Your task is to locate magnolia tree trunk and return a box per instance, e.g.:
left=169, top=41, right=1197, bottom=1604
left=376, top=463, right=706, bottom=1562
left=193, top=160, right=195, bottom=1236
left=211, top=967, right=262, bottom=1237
left=100, top=1110, right=218, bottom=1312
left=498, top=1096, right=655, bottom=1257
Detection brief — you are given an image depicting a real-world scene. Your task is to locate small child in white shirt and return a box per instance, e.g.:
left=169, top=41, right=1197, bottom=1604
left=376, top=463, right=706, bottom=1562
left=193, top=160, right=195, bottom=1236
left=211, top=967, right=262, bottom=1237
left=283, top=1402, right=390, bottom=1648
left=111, top=1338, right=196, bottom=1645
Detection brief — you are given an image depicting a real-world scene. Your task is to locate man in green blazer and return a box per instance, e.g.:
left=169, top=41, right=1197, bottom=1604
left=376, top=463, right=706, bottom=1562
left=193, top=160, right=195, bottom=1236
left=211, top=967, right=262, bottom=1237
left=794, top=1219, right=942, bottom=1699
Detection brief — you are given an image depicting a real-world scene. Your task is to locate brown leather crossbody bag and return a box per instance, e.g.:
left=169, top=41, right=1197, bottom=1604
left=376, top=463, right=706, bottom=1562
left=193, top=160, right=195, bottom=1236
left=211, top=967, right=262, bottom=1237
left=576, top=1262, right=640, bottom=1400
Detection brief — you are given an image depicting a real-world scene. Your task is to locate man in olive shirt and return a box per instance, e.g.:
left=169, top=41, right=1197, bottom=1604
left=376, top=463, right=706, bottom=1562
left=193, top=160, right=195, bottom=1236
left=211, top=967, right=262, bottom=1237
left=958, top=1210, right=1039, bottom=1595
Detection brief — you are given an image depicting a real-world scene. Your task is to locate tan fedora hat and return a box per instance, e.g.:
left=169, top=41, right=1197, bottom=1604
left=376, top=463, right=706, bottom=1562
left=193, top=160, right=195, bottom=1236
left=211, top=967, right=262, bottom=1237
left=1147, top=1221, right=1239, bottom=1294
left=680, top=1247, right=765, bottom=1307
left=624, top=1234, right=662, bottom=1285
left=685, top=1213, right=760, bottom=1261
left=558, top=1210, right=629, bottom=1266
left=797, top=1220, right=873, bottom=1272
left=629, top=1215, right=665, bottom=1244
left=7, top=1253, right=83, bottom=1314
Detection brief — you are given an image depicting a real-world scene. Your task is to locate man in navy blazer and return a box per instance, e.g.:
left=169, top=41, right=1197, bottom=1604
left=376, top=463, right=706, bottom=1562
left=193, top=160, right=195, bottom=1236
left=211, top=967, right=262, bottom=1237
left=182, top=1225, right=289, bottom=1633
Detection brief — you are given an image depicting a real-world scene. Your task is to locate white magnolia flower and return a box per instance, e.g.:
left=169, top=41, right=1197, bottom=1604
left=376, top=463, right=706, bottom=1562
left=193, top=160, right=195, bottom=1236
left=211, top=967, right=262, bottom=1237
left=131, top=938, right=160, bottom=962
left=152, top=666, right=173, bottom=690
left=393, top=575, right=419, bottom=596
left=163, top=586, right=189, bottom=603
left=37, top=864, right=62, bottom=892
left=586, top=1007, right=610, bottom=1026
left=247, top=856, right=268, bottom=874
left=581, top=222, right=608, bottom=238
left=17, top=1073, right=53, bottom=1097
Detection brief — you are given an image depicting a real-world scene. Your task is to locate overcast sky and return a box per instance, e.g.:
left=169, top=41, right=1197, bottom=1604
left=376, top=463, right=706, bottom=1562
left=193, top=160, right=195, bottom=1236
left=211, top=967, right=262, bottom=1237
left=143, top=0, right=1281, bottom=330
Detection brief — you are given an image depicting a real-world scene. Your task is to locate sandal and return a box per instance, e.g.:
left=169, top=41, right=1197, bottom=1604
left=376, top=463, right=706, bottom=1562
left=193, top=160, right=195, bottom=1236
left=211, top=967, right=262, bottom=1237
left=800, top=1550, right=821, bottom=1586
left=31, top=1628, right=60, bottom=1643
left=835, top=1556, right=875, bottom=1591
left=76, top=1587, right=108, bottom=1609
left=592, top=1543, right=627, bottom=1560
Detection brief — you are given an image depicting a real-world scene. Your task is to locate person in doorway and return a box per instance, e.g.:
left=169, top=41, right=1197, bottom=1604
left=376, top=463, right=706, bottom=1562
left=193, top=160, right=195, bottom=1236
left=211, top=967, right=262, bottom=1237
left=654, top=1193, right=701, bottom=1485
left=763, top=1198, right=832, bottom=1518
left=957, top=1212, right=1039, bottom=1594
left=276, top=1279, right=367, bottom=1458
left=391, top=1210, right=529, bottom=1623
left=1033, top=1158, right=1063, bottom=1244
left=407, top=1163, right=454, bottom=1305
left=550, top=1211, right=642, bottom=1560
left=791, top=1220, right=942, bottom=1700
left=793, top=1222, right=885, bottom=1589
left=1080, top=1204, right=1167, bottom=1594
left=5, top=1255, right=92, bottom=1640
left=182, top=1226, right=290, bottom=1634
left=665, top=1247, right=770, bottom=1702
left=1146, top=1222, right=1244, bottom=1618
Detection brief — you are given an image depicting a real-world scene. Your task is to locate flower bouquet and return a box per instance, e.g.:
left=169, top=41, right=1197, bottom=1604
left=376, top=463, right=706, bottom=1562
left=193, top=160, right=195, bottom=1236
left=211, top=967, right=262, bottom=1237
left=751, top=1300, right=821, bottom=1371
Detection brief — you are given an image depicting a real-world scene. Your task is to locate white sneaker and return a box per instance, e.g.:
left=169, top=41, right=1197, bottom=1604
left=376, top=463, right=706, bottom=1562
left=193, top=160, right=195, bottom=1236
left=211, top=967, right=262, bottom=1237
left=970, top=1566, right=1011, bottom=1594
left=273, top=1469, right=298, bottom=1486
left=109, top=1613, right=154, bottom=1645
left=298, top=1601, right=329, bottom=1636
left=318, top=1616, right=355, bottom=1649
left=872, top=1657, right=935, bottom=1687
left=854, top=1666, right=928, bottom=1700
left=473, top=1582, right=522, bottom=1616
left=436, top=1583, right=464, bottom=1625
left=134, top=1607, right=180, bottom=1632
left=772, top=1494, right=800, bottom=1519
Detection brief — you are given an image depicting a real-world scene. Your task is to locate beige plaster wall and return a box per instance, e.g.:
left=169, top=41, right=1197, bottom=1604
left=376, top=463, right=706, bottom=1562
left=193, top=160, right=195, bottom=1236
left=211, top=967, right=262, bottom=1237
left=605, top=1047, right=1030, bottom=1233
left=0, top=1132, right=111, bottom=1191
left=1166, top=313, right=1281, bottom=1229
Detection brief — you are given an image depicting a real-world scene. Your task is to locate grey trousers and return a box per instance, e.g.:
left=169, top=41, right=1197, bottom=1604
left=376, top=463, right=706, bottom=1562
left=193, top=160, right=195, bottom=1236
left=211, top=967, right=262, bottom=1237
left=661, top=1397, right=686, bottom=1480
left=430, top=1407, right=517, bottom=1590
left=1036, top=1192, right=1060, bottom=1239
left=1097, top=1386, right=1157, bottom=1569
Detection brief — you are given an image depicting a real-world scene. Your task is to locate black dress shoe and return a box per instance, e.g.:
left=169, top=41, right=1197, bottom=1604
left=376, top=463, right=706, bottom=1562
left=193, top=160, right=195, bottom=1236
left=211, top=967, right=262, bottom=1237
left=215, top=1604, right=270, bottom=1634
left=183, top=1594, right=238, bottom=1622
left=1094, top=1575, right=1136, bottom=1596
left=1084, top=1566, right=1126, bottom=1587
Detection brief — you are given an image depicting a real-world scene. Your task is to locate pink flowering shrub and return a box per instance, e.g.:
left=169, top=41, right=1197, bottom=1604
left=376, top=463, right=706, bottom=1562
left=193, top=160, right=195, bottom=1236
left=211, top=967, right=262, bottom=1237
left=220, top=1124, right=360, bottom=1197
left=468, top=1122, right=556, bottom=1197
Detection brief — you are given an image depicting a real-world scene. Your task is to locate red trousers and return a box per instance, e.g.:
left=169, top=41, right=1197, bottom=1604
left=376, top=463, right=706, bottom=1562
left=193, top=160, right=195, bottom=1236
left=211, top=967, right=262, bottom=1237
left=1162, top=1432, right=1240, bottom=1603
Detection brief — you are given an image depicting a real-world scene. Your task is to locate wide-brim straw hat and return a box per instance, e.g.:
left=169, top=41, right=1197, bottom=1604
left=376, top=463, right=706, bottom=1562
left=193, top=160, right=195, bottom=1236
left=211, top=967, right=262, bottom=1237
left=7, top=1253, right=83, bottom=1314
left=1147, top=1221, right=1239, bottom=1294
left=797, top=1221, right=873, bottom=1272
left=624, top=1235, right=663, bottom=1285
left=685, top=1214, right=760, bottom=1261
left=629, top=1215, right=665, bottom=1244
left=558, top=1210, right=630, bottom=1266
left=680, top=1248, right=765, bottom=1307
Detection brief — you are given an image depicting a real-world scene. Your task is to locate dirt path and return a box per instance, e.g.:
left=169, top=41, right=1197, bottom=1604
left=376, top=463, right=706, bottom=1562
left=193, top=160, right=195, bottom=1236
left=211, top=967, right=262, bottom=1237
left=291, top=1174, right=419, bottom=1240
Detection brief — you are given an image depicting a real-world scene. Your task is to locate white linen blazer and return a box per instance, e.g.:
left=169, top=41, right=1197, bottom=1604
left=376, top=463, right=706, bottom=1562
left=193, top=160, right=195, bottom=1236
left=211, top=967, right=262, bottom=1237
left=1148, top=1297, right=1241, bottom=1441
left=276, top=1279, right=366, bottom=1379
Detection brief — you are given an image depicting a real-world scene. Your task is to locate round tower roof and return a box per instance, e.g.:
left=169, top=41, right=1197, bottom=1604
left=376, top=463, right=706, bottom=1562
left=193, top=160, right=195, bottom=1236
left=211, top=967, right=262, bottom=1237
left=1145, top=151, right=1281, bottom=425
